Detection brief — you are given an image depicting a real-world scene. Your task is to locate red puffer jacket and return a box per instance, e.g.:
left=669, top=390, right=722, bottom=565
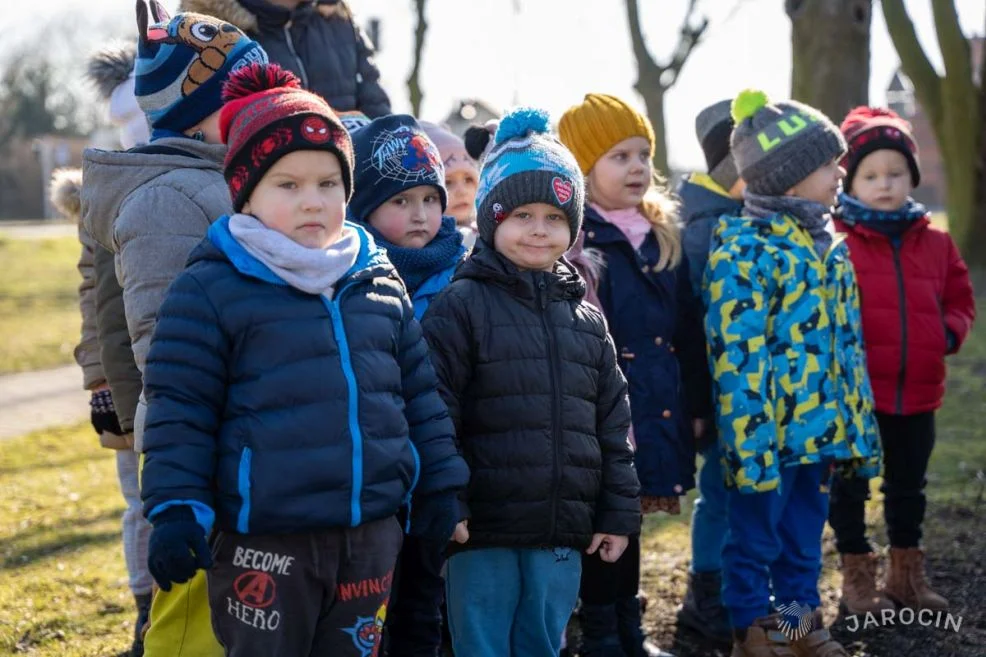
left=835, top=217, right=976, bottom=415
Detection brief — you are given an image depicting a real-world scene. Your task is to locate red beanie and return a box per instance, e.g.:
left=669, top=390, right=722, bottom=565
left=839, top=106, right=920, bottom=191
left=219, top=63, right=354, bottom=211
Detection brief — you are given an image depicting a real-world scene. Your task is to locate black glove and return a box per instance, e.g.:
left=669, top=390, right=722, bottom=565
left=148, top=506, right=213, bottom=591
left=90, top=389, right=123, bottom=436
left=409, top=491, right=460, bottom=543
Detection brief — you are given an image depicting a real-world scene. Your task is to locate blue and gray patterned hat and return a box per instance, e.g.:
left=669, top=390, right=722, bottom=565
left=475, top=107, right=584, bottom=247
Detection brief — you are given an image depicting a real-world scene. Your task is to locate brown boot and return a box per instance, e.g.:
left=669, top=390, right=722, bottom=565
left=884, top=547, right=949, bottom=610
left=730, top=615, right=797, bottom=657
left=838, top=552, right=895, bottom=616
left=790, top=610, right=849, bottom=657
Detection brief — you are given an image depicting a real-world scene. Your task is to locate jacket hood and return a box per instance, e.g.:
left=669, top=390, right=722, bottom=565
left=50, top=168, right=83, bottom=222
left=86, top=42, right=137, bottom=100
left=178, top=0, right=259, bottom=31
left=677, top=173, right=743, bottom=226
left=200, top=215, right=395, bottom=287
left=81, top=138, right=226, bottom=250
left=455, top=239, right=586, bottom=302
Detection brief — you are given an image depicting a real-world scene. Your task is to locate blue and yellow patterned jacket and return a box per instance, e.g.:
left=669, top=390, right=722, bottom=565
left=703, top=211, right=880, bottom=494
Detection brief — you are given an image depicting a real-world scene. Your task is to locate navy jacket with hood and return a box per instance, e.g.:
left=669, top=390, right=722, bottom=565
left=582, top=205, right=708, bottom=497
left=140, top=218, right=468, bottom=536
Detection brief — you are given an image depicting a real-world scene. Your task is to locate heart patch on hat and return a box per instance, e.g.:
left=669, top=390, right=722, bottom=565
left=552, top=177, right=573, bottom=205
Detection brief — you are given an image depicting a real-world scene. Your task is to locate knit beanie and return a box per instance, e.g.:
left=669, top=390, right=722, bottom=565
left=475, top=107, right=584, bottom=247
left=558, top=93, right=656, bottom=175
left=134, top=0, right=267, bottom=135
left=338, top=111, right=371, bottom=134
left=729, top=90, right=846, bottom=196
left=420, top=121, right=480, bottom=179
left=695, top=99, right=739, bottom=191
left=219, top=63, right=354, bottom=212
left=840, top=106, right=920, bottom=191
left=349, top=115, right=447, bottom=222
left=86, top=41, right=149, bottom=149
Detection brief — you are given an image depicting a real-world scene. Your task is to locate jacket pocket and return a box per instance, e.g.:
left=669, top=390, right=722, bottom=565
left=236, top=447, right=252, bottom=534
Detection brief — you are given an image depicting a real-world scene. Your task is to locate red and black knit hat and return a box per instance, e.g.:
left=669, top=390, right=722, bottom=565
left=839, top=106, right=920, bottom=191
left=219, top=63, right=354, bottom=211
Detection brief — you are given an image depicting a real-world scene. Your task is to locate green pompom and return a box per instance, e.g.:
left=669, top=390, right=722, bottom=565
left=731, top=89, right=769, bottom=123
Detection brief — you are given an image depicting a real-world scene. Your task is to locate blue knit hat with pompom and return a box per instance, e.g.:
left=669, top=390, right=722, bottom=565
left=475, top=107, right=584, bottom=247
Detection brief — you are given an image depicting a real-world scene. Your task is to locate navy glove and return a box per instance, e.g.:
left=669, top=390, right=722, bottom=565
left=90, top=389, right=123, bottom=436
left=409, top=492, right=460, bottom=543
left=148, top=506, right=213, bottom=591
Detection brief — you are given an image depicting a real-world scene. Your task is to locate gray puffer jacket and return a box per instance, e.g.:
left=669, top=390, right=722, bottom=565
left=81, top=138, right=231, bottom=446
left=180, top=0, right=391, bottom=117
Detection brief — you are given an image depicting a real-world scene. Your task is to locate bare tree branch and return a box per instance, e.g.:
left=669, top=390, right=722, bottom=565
left=880, top=0, right=942, bottom=128
left=931, top=0, right=974, bottom=86
left=406, top=0, right=428, bottom=116
left=624, top=0, right=658, bottom=75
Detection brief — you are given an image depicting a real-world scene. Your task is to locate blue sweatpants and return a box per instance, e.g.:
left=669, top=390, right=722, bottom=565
left=690, top=443, right=729, bottom=574
left=446, top=546, right=581, bottom=657
left=722, top=462, right=830, bottom=629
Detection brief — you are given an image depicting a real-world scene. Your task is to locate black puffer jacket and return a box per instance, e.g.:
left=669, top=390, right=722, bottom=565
left=181, top=0, right=391, bottom=117
left=421, top=243, right=641, bottom=551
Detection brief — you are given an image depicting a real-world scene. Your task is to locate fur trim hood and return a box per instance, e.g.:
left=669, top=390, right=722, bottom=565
left=178, top=0, right=259, bottom=32
left=86, top=42, right=137, bottom=100
left=50, top=168, right=83, bottom=221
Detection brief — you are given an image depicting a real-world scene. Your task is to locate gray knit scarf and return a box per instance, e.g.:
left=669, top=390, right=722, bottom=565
left=229, top=213, right=360, bottom=297
left=744, top=191, right=835, bottom=257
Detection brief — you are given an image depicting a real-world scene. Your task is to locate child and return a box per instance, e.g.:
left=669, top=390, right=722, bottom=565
left=421, top=107, right=641, bottom=657
left=674, top=99, right=744, bottom=644
left=179, top=0, right=391, bottom=116
left=80, top=5, right=266, bottom=656
left=559, top=93, right=704, bottom=657
left=705, top=90, right=882, bottom=657
left=139, top=63, right=468, bottom=657
left=348, top=114, right=467, bottom=655
left=421, top=121, right=481, bottom=248
left=828, top=107, right=975, bottom=615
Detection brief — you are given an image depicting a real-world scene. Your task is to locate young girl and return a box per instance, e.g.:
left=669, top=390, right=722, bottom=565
left=421, top=121, right=481, bottom=249
left=421, top=107, right=641, bottom=657
left=828, top=106, right=975, bottom=615
left=139, top=64, right=468, bottom=657
left=559, top=93, right=707, bottom=657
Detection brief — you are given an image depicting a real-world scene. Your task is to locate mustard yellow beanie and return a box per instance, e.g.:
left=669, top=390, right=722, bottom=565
left=558, top=93, right=656, bottom=175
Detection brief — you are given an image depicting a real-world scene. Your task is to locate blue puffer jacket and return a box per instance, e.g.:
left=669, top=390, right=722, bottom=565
left=409, top=247, right=467, bottom=321
left=140, top=217, right=468, bottom=536
left=582, top=205, right=705, bottom=497
left=677, top=173, right=743, bottom=299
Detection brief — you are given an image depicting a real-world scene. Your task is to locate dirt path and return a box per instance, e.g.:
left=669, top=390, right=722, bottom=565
left=0, top=221, right=76, bottom=240
left=0, top=365, right=88, bottom=440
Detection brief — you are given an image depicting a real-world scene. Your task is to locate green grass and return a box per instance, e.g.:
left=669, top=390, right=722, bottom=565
left=0, top=424, right=133, bottom=657
left=0, top=235, right=82, bottom=374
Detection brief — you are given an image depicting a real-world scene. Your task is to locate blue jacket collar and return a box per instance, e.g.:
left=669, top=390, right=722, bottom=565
left=206, top=215, right=393, bottom=289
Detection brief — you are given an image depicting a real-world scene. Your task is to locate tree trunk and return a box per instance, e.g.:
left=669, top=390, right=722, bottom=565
left=406, top=0, right=427, bottom=117
left=788, top=0, right=871, bottom=122
left=968, top=16, right=986, bottom=267
left=634, top=76, right=669, bottom=176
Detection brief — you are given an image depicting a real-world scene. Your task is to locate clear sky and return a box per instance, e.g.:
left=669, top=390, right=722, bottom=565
left=2, top=0, right=983, bottom=169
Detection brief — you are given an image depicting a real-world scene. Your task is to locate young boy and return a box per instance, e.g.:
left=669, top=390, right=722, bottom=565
left=828, top=107, right=975, bottom=615
left=80, top=4, right=266, bottom=656
left=704, top=90, right=881, bottom=657
left=675, top=99, right=743, bottom=644
left=421, top=107, right=641, bottom=657
left=139, top=62, right=469, bottom=657
left=348, top=113, right=467, bottom=656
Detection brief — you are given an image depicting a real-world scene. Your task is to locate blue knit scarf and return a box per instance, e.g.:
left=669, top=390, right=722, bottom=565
left=837, top=193, right=927, bottom=226
left=364, top=216, right=464, bottom=293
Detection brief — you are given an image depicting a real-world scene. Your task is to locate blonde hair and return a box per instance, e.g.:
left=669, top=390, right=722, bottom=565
left=587, top=171, right=682, bottom=272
